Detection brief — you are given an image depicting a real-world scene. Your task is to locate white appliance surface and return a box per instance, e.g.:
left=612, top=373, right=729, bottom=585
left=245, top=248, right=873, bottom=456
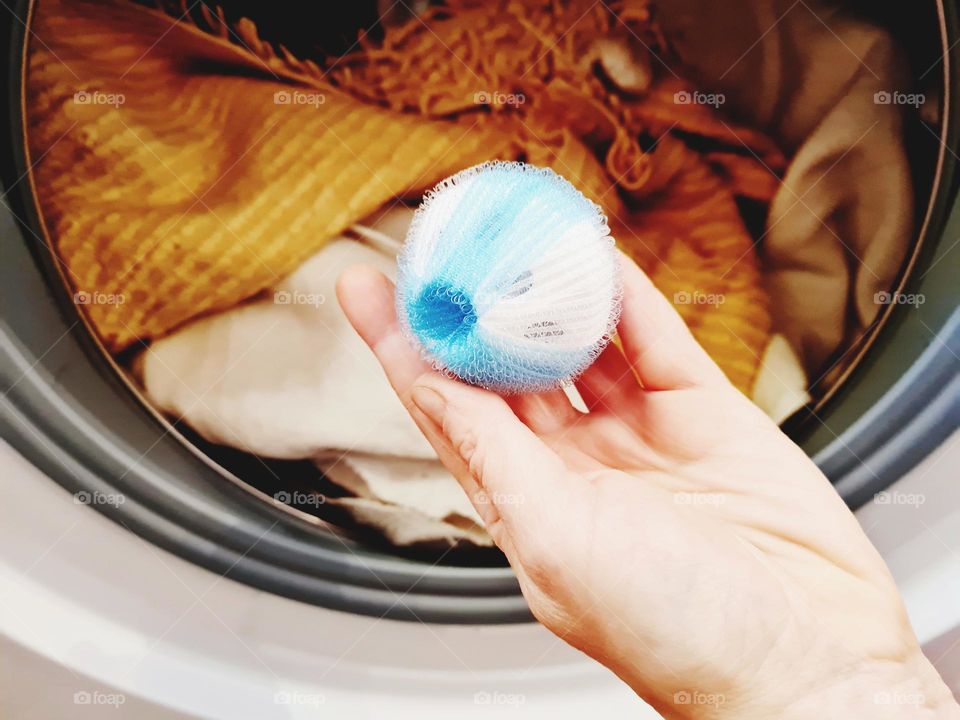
left=0, top=438, right=645, bottom=719
left=1, top=432, right=957, bottom=718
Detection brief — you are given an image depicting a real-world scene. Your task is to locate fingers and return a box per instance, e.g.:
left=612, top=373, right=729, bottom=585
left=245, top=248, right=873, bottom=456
left=505, top=390, right=580, bottom=433
left=575, top=341, right=641, bottom=411
left=615, top=252, right=729, bottom=391
left=407, top=375, right=581, bottom=578
left=337, top=265, right=572, bottom=534
left=409, top=375, right=569, bottom=507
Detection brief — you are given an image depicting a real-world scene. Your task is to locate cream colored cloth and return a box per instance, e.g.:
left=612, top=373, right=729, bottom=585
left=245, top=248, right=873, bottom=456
left=136, top=235, right=433, bottom=461
left=752, top=336, right=812, bottom=425
left=659, top=0, right=913, bottom=370
left=319, top=453, right=488, bottom=546
left=134, top=209, right=487, bottom=545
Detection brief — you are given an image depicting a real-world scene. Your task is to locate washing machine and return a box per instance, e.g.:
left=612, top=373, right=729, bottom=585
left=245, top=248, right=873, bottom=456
left=1, top=0, right=959, bottom=717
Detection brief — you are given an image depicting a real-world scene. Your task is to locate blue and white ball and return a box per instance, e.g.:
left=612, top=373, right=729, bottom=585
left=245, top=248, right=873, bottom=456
left=396, top=161, right=622, bottom=393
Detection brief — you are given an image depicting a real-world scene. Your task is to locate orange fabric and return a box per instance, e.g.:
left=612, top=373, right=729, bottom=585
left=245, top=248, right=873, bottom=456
left=26, top=0, right=519, bottom=351
left=25, top=0, right=776, bottom=392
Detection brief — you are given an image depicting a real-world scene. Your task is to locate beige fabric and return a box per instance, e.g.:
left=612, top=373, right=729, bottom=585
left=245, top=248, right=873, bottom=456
left=327, top=497, right=491, bottom=548
left=658, top=0, right=913, bottom=370
left=317, top=453, right=479, bottom=524
left=136, top=236, right=434, bottom=461
left=752, top=336, right=812, bottom=425
left=134, top=212, right=489, bottom=547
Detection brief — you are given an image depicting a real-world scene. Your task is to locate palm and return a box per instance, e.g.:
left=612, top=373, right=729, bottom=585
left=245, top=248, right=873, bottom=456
left=530, top=381, right=905, bottom=718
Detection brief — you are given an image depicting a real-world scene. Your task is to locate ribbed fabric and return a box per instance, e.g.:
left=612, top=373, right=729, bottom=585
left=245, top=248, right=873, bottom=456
left=24, top=0, right=771, bottom=394
left=25, top=0, right=517, bottom=352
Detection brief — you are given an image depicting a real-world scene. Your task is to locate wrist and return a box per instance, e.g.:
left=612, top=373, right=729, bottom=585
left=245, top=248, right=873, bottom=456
left=759, top=650, right=958, bottom=720
left=642, top=648, right=958, bottom=720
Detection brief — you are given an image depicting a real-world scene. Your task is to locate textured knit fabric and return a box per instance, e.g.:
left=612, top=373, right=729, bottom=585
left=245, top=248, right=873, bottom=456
left=25, top=0, right=517, bottom=352
left=25, top=0, right=774, bottom=393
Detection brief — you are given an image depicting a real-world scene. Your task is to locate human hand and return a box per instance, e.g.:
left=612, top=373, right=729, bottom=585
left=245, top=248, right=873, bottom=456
left=336, top=255, right=958, bottom=720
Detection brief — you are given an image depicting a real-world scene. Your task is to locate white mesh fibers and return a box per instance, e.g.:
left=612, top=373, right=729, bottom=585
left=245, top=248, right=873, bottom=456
left=396, top=161, right=622, bottom=393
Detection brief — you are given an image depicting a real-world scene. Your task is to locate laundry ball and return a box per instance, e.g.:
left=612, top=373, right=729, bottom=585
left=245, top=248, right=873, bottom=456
left=396, top=161, right=622, bottom=393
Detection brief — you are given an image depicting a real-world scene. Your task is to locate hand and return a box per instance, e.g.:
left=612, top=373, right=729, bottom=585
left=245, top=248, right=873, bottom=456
left=336, top=255, right=958, bottom=719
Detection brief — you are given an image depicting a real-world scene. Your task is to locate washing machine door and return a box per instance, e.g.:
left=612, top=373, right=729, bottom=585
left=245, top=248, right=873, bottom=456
left=2, top=0, right=958, bottom=622
left=1, top=0, right=959, bottom=681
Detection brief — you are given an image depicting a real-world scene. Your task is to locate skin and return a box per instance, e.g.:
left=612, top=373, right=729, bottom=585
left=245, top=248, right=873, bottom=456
left=336, top=254, right=959, bottom=719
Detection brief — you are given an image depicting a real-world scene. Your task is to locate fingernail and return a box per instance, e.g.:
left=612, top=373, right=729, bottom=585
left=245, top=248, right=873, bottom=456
left=411, top=385, right=446, bottom=424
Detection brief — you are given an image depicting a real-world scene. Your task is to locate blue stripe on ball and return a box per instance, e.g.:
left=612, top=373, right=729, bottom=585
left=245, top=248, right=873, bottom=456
left=397, top=161, right=621, bottom=393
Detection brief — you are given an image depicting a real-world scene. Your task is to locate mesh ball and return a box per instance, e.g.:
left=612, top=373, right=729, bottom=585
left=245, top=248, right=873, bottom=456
left=396, top=161, right=622, bottom=393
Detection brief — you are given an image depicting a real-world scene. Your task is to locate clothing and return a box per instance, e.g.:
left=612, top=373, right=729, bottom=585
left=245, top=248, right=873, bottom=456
left=659, top=0, right=913, bottom=370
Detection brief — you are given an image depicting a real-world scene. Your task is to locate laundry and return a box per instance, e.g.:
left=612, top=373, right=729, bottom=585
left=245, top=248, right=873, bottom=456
left=133, top=220, right=492, bottom=545
left=28, top=0, right=774, bottom=395
left=134, top=235, right=434, bottom=462
left=24, top=0, right=913, bottom=547
left=656, top=0, right=914, bottom=371
left=323, top=0, right=778, bottom=394
left=25, top=0, right=518, bottom=353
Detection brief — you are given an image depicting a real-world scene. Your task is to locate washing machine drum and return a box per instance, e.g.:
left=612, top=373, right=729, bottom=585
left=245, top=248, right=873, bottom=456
left=1, top=0, right=957, bottom=623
